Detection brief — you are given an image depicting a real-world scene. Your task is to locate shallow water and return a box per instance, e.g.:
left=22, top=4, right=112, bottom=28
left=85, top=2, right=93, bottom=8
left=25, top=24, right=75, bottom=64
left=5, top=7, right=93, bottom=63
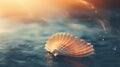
left=0, top=10, right=120, bottom=67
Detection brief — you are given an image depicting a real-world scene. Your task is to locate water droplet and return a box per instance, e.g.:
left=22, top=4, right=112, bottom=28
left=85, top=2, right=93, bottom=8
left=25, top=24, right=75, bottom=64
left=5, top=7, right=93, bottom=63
left=102, top=39, right=105, bottom=41
left=113, top=47, right=117, bottom=51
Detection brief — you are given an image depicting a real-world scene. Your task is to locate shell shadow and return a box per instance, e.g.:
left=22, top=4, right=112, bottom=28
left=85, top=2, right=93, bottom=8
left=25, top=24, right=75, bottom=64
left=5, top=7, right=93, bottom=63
left=45, top=53, right=94, bottom=67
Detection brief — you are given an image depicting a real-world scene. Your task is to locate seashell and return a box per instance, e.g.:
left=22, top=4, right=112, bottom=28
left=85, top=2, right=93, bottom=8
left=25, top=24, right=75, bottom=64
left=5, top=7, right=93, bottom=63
left=45, top=32, right=94, bottom=57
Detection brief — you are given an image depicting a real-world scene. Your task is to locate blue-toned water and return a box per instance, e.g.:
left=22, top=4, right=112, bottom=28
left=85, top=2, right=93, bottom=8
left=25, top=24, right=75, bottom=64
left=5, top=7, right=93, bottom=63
left=0, top=10, right=120, bottom=67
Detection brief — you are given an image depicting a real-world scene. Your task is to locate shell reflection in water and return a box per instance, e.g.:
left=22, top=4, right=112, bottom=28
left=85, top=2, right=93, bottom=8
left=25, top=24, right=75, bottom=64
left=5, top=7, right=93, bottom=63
left=45, top=32, right=94, bottom=57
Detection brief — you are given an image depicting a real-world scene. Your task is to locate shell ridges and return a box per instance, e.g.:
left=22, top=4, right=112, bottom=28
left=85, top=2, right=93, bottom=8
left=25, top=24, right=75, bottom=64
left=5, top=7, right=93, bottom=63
left=45, top=32, right=94, bottom=57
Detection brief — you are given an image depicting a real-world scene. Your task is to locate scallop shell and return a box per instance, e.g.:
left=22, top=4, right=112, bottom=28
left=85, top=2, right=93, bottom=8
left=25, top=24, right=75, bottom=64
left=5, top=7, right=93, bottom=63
left=45, top=32, right=94, bottom=57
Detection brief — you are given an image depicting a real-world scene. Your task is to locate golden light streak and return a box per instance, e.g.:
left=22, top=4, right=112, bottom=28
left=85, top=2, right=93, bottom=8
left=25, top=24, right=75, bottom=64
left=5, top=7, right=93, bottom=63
left=95, top=19, right=109, bottom=32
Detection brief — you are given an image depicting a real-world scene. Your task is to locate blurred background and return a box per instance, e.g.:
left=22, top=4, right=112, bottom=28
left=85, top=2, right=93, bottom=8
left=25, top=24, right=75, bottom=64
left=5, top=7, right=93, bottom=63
left=0, top=0, right=120, bottom=67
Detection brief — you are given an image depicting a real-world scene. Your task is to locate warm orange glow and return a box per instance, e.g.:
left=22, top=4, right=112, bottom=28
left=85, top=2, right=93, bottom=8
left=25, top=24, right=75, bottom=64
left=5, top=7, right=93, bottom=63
left=0, top=0, right=100, bottom=33
left=0, top=0, right=67, bottom=18
left=0, top=0, right=95, bottom=19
